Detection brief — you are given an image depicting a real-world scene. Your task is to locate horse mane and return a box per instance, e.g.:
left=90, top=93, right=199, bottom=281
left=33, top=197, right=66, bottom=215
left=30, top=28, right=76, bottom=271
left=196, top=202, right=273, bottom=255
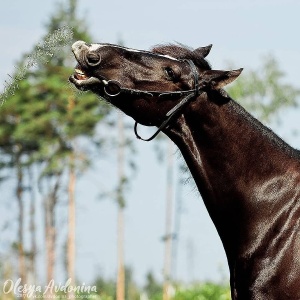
left=151, top=43, right=211, bottom=70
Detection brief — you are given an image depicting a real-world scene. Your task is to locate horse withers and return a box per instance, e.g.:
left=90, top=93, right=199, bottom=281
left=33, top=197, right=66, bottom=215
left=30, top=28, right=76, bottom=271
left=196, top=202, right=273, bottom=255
left=69, top=40, right=300, bottom=300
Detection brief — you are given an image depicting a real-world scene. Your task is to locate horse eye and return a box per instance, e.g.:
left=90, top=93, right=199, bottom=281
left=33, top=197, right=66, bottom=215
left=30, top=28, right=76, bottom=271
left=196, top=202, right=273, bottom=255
left=86, top=52, right=101, bottom=66
left=165, top=67, right=175, bottom=79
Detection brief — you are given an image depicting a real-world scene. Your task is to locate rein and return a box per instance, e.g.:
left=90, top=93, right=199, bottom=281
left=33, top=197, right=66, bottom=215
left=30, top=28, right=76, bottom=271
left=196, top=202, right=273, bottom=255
left=101, top=59, right=203, bottom=141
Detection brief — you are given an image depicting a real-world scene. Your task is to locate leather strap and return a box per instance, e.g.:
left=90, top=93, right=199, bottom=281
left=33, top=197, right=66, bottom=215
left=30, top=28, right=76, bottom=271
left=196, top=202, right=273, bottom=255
left=102, top=59, right=203, bottom=141
left=134, top=91, right=200, bottom=141
left=134, top=60, right=201, bottom=141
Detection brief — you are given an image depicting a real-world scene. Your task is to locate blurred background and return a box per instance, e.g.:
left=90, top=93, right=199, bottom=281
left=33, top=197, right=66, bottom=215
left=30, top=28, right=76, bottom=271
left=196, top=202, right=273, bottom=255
left=0, top=0, right=300, bottom=299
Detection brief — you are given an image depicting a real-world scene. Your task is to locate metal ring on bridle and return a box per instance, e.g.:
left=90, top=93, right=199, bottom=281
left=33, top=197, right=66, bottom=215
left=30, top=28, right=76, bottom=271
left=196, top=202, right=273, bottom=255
left=85, top=52, right=102, bottom=67
left=103, top=80, right=122, bottom=97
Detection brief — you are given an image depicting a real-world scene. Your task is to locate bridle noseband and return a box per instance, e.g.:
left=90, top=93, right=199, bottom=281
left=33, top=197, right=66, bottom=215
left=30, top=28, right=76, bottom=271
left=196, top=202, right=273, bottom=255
left=101, top=59, right=204, bottom=141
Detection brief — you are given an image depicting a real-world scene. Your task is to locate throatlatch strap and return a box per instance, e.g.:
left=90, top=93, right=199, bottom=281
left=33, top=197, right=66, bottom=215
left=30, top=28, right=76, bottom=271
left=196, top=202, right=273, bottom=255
left=134, top=60, right=201, bottom=141
left=134, top=91, right=201, bottom=141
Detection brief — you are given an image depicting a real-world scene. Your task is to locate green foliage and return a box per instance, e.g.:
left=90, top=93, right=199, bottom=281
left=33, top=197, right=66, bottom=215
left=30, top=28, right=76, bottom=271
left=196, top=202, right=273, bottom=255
left=0, top=0, right=111, bottom=177
left=93, top=276, right=116, bottom=299
left=124, top=267, right=140, bottom=300
left=227, top=56, right=300, bottom=123
left=144, top=271, right=163, bottom=299
left=172, top=282, right=231, bottom=300
left=116, top=175, right=128, bottom=208
left=90, top=275, right=231, bottom=300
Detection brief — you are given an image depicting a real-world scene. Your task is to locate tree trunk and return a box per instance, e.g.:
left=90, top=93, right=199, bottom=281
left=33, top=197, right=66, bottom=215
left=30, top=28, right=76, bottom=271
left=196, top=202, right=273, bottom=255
left=117, top=208, right=125, bottom=300
left=163, top=140, right=174, bottom=300
left=2, top=260, right=13, bottom=300
left=28, top=165, right=37, bottom=286
left=16, top=152, right=27, bottom=291
left=67, top=156, right=76, bottom=298
left=171, top=167, right=183, bottom=282
left=44, top=174, right=60, bottom=298
left=116, top=112, right=125, bottom=300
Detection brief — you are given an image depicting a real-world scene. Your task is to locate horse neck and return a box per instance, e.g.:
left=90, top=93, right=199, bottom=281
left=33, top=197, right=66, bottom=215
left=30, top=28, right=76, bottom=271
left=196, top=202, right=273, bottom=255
left=165, top=91, right=300, bottom=259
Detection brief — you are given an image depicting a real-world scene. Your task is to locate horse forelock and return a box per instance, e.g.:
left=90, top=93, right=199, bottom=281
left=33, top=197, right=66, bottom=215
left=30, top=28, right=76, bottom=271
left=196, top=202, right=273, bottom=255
left=151, top=43, right=211, bottom=70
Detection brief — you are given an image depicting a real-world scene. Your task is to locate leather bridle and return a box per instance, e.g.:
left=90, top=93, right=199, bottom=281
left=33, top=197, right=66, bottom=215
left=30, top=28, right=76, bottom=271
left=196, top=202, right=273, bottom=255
left=100, top=59, right=204, bottom=141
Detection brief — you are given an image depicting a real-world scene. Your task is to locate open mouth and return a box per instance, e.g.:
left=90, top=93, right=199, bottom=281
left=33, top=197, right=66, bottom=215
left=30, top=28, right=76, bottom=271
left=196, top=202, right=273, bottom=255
left=69, top=65, right=102, bottom=91
left=74, top=68, right=89, bottom=81
left=69, top=41, right=104, bottom=90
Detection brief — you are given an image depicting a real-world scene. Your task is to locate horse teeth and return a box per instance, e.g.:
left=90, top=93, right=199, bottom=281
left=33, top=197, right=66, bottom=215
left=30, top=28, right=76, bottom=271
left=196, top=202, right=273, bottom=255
left=74, top=69, right=89, bottom=80
left=75, top=68, right=85, bottom=75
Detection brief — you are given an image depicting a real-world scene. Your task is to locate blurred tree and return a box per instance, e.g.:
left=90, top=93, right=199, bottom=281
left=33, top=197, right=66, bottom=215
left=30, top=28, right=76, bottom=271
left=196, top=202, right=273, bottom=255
left=0, top=258, right=14, bottom=300
left=92, top=267, right=140, bottom=300
left=27, top=0, right=111, bottom=292
left=0, top=77, right=40, bottom=285
left=93, top=275, right=116, bottom=299
left=172, top=282, right=231, bottom=300
left=0, top=0, right=111, bottom=290
left=144, top=271, right=163, bottom=300
left=42, top=0, right=96, bottom=294
left=124, top=266, right=140, bottom=300
left=227, top=55, right=300, bottom=123
left=163, top=140, right=175, bottom=300
left=117, top=112, right=126, bottom=300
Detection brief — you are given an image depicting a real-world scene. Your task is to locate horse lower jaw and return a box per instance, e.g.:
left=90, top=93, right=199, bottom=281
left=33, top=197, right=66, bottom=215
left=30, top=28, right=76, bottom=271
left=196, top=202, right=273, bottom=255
left=69, top=75, right=102, bottom=91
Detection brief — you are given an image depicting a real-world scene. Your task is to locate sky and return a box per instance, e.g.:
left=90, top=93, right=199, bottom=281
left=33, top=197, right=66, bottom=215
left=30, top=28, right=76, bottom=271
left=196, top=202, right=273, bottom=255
left=1, top=0, right=300, bottom=287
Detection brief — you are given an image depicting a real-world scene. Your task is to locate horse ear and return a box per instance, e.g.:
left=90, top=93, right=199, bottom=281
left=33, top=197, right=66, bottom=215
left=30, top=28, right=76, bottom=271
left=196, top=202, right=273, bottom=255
left=193, top=44, right=212, bottom=57
left=203, top=68, right=243, bottom=89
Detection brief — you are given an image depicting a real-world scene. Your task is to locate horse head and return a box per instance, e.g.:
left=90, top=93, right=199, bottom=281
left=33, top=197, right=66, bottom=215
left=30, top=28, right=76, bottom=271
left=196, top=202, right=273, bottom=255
left=69, top=41, right=242, bottom=139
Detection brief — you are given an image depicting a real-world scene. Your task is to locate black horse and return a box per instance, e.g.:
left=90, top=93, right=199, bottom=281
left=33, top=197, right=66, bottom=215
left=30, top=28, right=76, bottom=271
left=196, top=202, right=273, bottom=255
left=69, top=41, right=300, bottom=300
